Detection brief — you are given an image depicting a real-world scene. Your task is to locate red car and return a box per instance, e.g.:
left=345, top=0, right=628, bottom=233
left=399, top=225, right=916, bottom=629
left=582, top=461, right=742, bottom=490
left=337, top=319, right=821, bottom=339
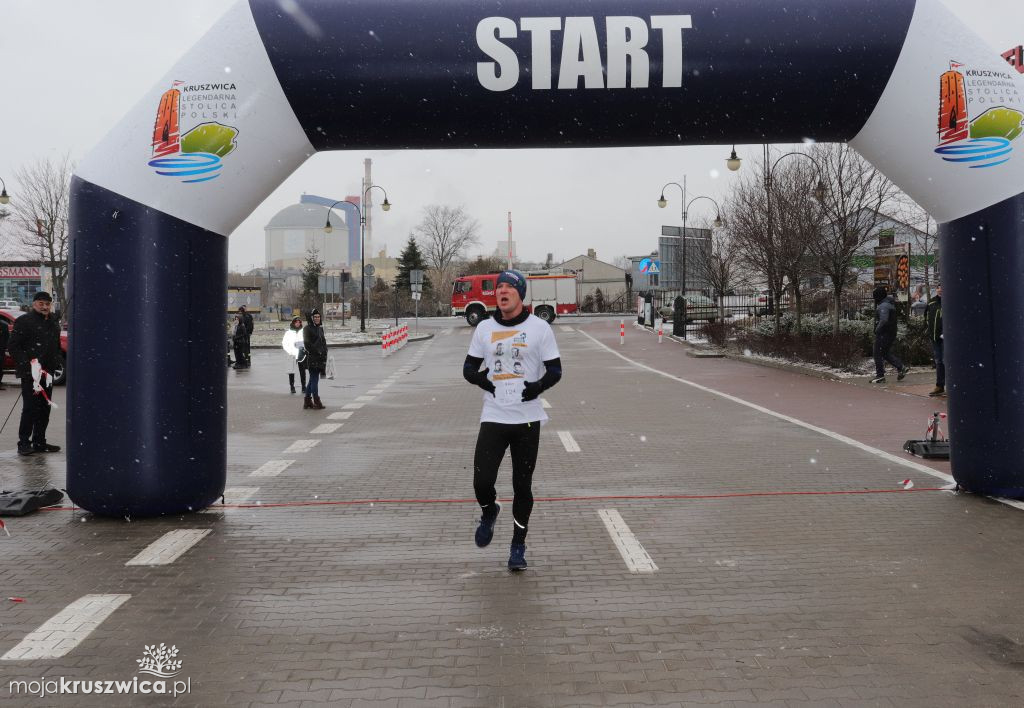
left=0, top=309, right=68, bottom=386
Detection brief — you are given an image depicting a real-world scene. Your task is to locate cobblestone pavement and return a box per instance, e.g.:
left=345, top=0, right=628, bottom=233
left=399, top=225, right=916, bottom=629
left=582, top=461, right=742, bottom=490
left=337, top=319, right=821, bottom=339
left=1, top=317, right=1023, bottom=707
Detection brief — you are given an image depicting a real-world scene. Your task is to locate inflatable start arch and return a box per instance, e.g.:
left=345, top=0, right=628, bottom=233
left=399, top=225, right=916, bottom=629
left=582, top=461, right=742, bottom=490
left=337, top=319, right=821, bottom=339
left=70, top=0, right=1024, bottom=515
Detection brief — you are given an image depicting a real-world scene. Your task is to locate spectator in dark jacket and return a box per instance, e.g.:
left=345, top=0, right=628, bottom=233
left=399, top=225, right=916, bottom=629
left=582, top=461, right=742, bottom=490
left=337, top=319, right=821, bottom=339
left=231, top=315, right=249, bottom=370
left=871, top=286, right=909, bottom=384
left=302, top=308, right=328, bottom=410
left=237, top=306, right=253, bottom=367
left=8, top=292, right=62, bottom=456
left=925, top=285, right=944, bottom=397
left=0, top=316, right=8, bottom=389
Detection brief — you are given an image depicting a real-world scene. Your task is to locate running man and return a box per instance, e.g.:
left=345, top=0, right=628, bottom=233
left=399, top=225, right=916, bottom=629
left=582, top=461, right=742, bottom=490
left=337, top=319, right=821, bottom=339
left=463, top=270, right=562, bottom=570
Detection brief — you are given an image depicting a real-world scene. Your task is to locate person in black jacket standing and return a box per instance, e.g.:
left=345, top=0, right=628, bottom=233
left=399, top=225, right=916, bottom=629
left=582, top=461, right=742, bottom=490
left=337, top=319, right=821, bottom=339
left=925, top=285, right=944, bottom=397
left=302, top=308, right=328, bottom=410
left=237, top=306, right=254, bottom=368
left=8, top=292, right=62, bottom=456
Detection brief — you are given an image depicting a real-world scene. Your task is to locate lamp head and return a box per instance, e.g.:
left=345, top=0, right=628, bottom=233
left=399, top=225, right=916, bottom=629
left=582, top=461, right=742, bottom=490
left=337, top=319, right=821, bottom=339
left=0, top=189, right=8, bottom=205
left=381, top=198, right=391, bottom=212
left=323, top=219, right=333, bottom=234
left=726, top=147, right=742, bottom=172
left=657, top=195, right=667, bottom=209
left=814, top=180, right=827, bottom=202
left=713, top=214, right=723, bottom=228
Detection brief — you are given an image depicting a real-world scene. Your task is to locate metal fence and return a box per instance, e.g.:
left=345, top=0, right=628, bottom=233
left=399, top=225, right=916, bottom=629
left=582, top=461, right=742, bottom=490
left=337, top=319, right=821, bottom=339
left=639, top=289, right=879, bottom=337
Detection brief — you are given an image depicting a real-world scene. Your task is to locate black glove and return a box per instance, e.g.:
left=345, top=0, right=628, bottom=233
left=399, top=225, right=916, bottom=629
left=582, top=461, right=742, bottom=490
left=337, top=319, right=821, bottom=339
left=521, top=380, right=544, bottom=402
left=467, top=368, right=495, bottom=396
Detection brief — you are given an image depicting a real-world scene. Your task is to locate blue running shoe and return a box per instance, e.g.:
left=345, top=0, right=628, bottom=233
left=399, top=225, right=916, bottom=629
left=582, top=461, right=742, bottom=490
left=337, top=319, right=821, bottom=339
left=474, top=502, right=501, bottom=547
left=508, top=543, right=527, bottom=571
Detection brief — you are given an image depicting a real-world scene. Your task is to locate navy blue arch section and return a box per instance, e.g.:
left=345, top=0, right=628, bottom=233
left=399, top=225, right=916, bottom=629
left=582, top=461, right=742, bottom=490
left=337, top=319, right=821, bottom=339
left=940, top=193, right=1024, bottom=497
left=68, top=177, right=227, bottom=516
left=249, top=0, right=916, bottom=149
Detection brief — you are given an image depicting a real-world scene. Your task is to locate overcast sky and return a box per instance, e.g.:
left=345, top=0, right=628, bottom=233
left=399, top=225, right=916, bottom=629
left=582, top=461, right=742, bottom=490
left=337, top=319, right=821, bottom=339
left=0, top=1, right=1019, bottom=271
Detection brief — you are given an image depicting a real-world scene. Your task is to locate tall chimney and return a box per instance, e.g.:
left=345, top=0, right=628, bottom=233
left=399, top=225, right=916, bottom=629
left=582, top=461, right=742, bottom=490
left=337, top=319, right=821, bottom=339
left=363, top=158, right=373, bottom=257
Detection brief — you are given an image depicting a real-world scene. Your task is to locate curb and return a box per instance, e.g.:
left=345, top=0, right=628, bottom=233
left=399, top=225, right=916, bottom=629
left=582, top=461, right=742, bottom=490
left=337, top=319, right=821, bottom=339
left=663, top=332, right=845, bottom=379
left=250, top=333, right=434, bottom=350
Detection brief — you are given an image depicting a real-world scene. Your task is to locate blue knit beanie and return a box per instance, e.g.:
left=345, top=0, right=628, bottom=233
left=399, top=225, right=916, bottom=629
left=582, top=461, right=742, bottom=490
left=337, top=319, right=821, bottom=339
left=496, top=270, right=527, bottom=300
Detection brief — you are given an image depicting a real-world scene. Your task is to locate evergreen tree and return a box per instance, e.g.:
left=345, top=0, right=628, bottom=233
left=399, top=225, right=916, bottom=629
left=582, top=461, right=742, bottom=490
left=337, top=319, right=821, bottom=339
left=299, top=247, right=324, bottom=314
left=594, top=287, right=606, bottom=313
left=394, top=235, right=432, bottom=292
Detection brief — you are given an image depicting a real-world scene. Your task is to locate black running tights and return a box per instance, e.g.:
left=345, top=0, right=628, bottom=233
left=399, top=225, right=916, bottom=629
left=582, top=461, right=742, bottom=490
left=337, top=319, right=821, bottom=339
left=473, top=422, right=541, bottom=532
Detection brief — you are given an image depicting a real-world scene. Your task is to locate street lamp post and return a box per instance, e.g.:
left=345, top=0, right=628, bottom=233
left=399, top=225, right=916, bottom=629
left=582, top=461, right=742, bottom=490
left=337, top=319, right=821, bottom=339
left=324, top=184, right=390, bottom=333
left=658, top=184, right=722, bottom=339
left=732, top=146, right=826, bottom=315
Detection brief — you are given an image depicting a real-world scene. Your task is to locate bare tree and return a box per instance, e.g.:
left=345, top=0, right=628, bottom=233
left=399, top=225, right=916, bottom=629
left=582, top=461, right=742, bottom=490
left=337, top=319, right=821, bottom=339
left=7, top=155, right=73, bottom=316
left=809, top=143, right=900, bottom=334
left=414, top=204, right=481, bottom=309
left=725, top=159, right=791, bottom=333
left=770, top=159, right=826, bottom=334
left=693, top=215, right=742, bottom=321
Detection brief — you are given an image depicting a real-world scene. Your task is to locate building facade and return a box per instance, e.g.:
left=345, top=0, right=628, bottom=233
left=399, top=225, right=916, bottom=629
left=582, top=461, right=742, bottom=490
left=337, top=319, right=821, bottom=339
left=556, top=252, right=627, bottom=307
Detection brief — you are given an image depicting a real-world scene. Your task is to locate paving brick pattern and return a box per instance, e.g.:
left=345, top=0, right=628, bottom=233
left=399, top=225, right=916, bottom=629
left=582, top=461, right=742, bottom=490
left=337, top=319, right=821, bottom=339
left=0, top=318, right=1022, bottom=706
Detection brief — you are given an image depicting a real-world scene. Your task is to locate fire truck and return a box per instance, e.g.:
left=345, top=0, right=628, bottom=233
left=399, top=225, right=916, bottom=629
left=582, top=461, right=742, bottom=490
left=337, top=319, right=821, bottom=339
left=451, top=272, right=579, bottom=325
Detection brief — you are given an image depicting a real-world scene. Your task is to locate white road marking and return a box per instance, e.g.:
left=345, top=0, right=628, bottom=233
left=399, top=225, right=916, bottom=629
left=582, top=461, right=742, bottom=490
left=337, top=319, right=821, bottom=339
left=355, top=395, right=376, bottom=402
left=222, top=487, right=260, bottom=504
left=328, top=411, right=353, bottom=420
left=250, top=459, right=294, bottom=477
left=558, top=431, right=581, bottom=453
left=541, top=398, right=552, bottom=409
left=343, top=403, right=365, bottom=410
left=1, top=594, right=132, bottom=660
left=311, top=423, right=343, bottom=434
left=598, top=509, right=659, bottom=574
left=125, top=529, right=211, bottom=566
left=367, top=388, right=385, bottom=395
left=284, top=439, right=320, bottom=453
left=561, top=326, right=574, bottom=332
left=578, top=330, right=955, bottom=484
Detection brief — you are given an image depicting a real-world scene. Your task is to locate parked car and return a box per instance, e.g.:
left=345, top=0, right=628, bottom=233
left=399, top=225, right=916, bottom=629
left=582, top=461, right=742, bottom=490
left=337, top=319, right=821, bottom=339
left=0, top=309, right=68, bottom=386
left=0, top=300, right=23, bottom=310
left=657, top=295, right=725, bottom=323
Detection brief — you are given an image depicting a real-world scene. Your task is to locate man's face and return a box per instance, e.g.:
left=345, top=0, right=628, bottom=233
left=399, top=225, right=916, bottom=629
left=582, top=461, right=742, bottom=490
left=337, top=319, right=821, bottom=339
left=936, top=286, right=942, bottom=298
left=313, top=314, right=321, bottom=325
left=495, top=282, right=522, bottom=315
left=32, top=299, right=51, bottom=316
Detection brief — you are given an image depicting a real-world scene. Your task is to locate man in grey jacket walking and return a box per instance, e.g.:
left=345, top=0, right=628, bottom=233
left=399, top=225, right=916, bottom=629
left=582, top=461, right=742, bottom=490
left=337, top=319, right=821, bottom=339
left=870, top=286, right=909, bottom=384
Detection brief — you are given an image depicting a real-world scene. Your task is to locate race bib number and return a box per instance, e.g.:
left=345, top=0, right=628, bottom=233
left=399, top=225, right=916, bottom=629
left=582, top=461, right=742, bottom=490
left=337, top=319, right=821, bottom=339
left=497, top=378, right=524, bottom=407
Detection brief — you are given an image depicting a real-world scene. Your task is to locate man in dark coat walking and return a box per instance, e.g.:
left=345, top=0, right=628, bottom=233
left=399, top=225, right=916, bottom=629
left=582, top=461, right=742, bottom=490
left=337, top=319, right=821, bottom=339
left=870, top=286, right=909, bottom=384
left=7, top=292, right=62, bottom=456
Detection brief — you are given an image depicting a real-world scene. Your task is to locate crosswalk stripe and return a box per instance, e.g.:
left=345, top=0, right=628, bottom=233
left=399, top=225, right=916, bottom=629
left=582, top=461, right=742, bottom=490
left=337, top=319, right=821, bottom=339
left=557, top=431, right=581, bottom=452
left=1, top=594, right=132, bottom=660
left=284, top=439, right=319, bottom=453
left=126, top=529, right=210, bottom=566
left=598, top=509, right=658, bottom=574
left=250, top=460, right=294, bottom=477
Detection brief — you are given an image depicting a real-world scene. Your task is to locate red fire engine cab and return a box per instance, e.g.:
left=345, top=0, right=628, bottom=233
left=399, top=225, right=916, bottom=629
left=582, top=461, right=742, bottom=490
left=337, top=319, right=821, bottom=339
left=451, top=272, right=579, bottom=325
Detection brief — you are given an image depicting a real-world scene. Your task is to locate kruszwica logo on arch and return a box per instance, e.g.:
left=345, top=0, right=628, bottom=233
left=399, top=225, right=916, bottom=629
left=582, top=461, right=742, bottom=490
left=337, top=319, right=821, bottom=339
left=149, top=80, right=240, bottom=183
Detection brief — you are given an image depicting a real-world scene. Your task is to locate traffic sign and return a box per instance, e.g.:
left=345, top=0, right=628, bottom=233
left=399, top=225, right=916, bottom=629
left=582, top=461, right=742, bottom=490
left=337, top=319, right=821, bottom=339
left=363, top=264, right=375, bottom=277
left=410, top=269, right=424, bottom=284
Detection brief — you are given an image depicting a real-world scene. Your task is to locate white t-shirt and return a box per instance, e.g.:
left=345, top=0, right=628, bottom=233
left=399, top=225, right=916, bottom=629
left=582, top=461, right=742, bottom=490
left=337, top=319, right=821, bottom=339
left=468, top=313, right=560, bottom=424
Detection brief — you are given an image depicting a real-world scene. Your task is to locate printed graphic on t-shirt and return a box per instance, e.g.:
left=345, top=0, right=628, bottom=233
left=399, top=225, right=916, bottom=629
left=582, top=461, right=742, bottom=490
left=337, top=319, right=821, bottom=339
left=491, top=330, right=526, bottom=406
